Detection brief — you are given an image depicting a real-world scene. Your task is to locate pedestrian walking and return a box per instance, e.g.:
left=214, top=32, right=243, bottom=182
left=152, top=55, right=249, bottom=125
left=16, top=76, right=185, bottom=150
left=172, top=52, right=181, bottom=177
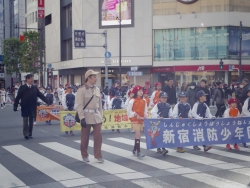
left=212, top=82, right=226, bottom=117
left=76, top=69, right=104, bottom=163
left=62, top=84, right=76, bottom=136
left=192, top=90, right=215, bottom=152
left=186, top=82, right=197, bottom=108
left=6, top=88, right=13, bottom=104
left=239, top=79, right=250, bottom=103
left=110, top=81, right=120, bottom=100
left=163, top=78, right=177, bottom=106
left=127, top=85, right=148, bottom=159
left=13, top=74, right=48, bottom=140
left=0, top=87, right=6, bottom=109
left=151, top=92, right=173, bottom=156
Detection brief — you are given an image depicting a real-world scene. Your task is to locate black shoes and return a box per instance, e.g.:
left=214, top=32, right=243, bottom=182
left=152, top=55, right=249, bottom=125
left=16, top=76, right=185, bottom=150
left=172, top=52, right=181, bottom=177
left=24, top=136, right=29, bottom=140
left=29, top=135, right=33, bottom=139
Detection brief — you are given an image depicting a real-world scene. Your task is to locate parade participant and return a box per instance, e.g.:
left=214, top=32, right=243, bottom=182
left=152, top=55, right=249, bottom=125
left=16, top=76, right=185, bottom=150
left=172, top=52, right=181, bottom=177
left=57, top=84, right=64, bottom=105
left=172, top=92, right=192, bottom=153
left=62, top=84, right=76, bottom=136
left=111, top=91, right=123, bottom=133
left=127, top=85, right=148, bottom=159
left=103, top=83, right=110, bottom=96
left=125, top=90, right=134, bottom=108
left=14, top=82, right=20, bottom=98
left=143, top=90, right=150, bottom=107
left=76, top=69, right=104, bottom=163
left=6, top=88, right=13, bottom=104
left=44, top=87, right=56, bottom=125
left=150, top=82, right=162, bottom=107
left=223, top=98, right=243, bottom=150
left=14, top=74, right=48, bottom=140
left=242, top=88, right=250, bottom=117
left=195, top=79, right=211, bottom=107
left=192, top=90, right=214, bottom=152
left=37, top=86, right=46, bottom=106
left=151, top=92, right=173, bottom=156
left=0, top=87, right=6, bottom=109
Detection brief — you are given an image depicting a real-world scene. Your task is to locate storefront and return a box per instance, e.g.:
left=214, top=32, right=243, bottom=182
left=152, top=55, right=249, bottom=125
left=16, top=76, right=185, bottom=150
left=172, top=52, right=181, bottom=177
left=151, top=65, right=250, bottom=87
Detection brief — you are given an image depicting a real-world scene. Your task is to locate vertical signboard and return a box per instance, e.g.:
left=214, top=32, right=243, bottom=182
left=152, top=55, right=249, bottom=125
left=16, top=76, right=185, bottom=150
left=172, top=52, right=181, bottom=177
left=73, top=30, right=86, bottom=48
left=38, top=0, right=45, bottom=18
left=18, top=0, right=26, bottom=36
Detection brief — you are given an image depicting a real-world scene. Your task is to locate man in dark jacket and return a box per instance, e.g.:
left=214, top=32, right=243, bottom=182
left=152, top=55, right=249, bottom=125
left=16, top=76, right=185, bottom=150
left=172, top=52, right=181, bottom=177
left=14, top=74, right=48, bottom=140
left=240, top=78, right=250, bottom=103
left=195, top=79, right=210, bottom=107
left=163, top=78, right=177, bottom=106
left=103, top=83, right=110, bottom=96
left=109, top=81, right=120, bottom=100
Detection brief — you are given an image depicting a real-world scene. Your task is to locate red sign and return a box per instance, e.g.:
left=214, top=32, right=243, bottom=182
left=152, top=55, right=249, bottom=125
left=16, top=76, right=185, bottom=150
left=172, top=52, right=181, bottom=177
left=174, top=65, right=230, bottom=72
left=38, top=0, right=45, bottom=18
left=150, top=67, right=174, bottom=73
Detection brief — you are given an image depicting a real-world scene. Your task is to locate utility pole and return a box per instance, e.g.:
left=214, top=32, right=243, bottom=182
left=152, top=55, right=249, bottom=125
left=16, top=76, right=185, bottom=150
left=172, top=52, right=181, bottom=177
left=119, top=0, right=122, bottom=83
left=239, top=21, right=243, bottom=81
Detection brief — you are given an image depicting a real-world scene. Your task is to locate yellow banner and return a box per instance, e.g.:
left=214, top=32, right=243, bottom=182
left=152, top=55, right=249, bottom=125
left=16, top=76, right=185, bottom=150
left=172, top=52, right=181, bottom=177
left=37, top=105, right=63, bottom=122
left=60, top=109, right=133, bottom=132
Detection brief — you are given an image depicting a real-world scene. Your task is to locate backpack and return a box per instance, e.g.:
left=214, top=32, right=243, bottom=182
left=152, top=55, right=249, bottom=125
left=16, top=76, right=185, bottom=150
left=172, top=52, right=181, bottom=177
left=46, top=94, right=54, bottom=105
left=66, top=94, right=75, bottom=110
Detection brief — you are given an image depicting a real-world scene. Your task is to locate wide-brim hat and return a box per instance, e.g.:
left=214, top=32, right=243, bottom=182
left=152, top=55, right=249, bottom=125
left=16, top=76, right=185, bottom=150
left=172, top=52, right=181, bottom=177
left=85, top=69, right=99, bottom=79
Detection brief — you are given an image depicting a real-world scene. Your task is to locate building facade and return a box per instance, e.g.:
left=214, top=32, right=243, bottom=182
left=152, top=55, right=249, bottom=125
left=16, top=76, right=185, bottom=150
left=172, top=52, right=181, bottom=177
left=45, top=0, right=250, bottom=89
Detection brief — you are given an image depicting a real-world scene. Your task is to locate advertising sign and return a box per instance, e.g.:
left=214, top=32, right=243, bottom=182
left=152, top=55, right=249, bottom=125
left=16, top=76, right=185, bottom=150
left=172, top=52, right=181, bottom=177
left=38, top=0, right=45, bottom=18
left=99, top=0, right=134, bottom=28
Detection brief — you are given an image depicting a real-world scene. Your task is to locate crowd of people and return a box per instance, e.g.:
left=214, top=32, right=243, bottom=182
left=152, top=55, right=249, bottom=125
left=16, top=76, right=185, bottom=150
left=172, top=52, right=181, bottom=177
left=7, top=71, right=250, bottom=162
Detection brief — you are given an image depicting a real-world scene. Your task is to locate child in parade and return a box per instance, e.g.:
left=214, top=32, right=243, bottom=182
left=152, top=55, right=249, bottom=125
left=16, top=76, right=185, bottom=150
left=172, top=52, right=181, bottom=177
left=111, top=91, right=123, bottom=133
left=172, top=92, right=192, bottom=153
left=192, top=90, right=214, bottom=152
left=127, top=86, right=148, bottom=159
left=223, top=98, right=242, bottom=150
left=150, top=82, right=162, bottom=107
left=125, top=90, right=134, bottom=108
left=143, top=90, right=150, bottom=107
left=57, top=84, right=64, bottom=105
left=0, top=87, right=6, bottom=109
left=44, top=87, right=56, bottom=125
left=62, top=85, right=76, bottom=135
left=6, top=88, right=13, bottom=104
left=151, top=92, right=173, bottom=155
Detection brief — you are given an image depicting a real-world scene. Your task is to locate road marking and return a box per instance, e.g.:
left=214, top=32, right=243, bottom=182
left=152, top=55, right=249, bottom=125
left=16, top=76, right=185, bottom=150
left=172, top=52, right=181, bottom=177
left=108, top=138, right=243, bottom=167
left=0, top=163, right=28, bottom=188
left=38, top=129, right=48, bottom=133
left=75, top=140, right=182, bottom=170
left=40, top=142, right=150, bottom=180
left=230, top=168, right=250, bottom=176
left=183, top=173, right=250, bottom=188
left=131, top=179, right=180, bottom=188
left=3, top=145, right=95, bottom=187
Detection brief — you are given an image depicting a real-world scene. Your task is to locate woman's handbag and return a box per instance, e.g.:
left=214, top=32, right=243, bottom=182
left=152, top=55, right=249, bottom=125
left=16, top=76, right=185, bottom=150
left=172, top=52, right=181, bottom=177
left=75, top=95, right=94, bottom=123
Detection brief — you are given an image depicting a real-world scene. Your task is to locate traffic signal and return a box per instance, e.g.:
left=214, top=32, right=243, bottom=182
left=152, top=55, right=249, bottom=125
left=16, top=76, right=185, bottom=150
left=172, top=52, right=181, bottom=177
left=219, top=59, right=224, bottom=70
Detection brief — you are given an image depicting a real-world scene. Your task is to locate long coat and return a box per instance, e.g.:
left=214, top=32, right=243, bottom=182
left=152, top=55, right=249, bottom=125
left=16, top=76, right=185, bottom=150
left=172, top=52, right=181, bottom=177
left=213, top=88, right=225, bottom=105
left=14, top=84, right=47, bottom=117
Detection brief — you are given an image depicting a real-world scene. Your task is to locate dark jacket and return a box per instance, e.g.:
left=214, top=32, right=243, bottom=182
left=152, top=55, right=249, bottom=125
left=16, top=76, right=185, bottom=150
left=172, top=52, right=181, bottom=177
left=186, top=87, right=196, bottom=108
left=240, top=84, right=250, bottom=103
left=103, top=86, right=110, bottom=95
left=163, top=85, right=177, bottom=105
left=195, top=87, right=210, bottom=107
left=213, top=88, right=225, bottom=104
left=14, top=84, right=47, bottom=117
left=235, top=88, right=244, bottom=104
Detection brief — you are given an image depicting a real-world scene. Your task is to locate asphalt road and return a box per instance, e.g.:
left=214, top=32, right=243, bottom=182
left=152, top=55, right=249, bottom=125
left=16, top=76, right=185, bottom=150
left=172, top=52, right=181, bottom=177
left=1, top=105, right=250, bottom=188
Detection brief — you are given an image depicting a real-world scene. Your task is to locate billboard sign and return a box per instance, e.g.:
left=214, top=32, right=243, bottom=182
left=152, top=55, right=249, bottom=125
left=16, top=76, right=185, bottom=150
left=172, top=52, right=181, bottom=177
left=73, top=30, right=86, bottom=48
left=38, top=0, right=45, bottom=18
left=99, top=0, right=134, bottom=28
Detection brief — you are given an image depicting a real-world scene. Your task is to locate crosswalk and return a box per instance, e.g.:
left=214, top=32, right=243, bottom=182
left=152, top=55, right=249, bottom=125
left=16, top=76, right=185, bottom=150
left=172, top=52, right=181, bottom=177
left=1, top=137, right=250, bottom=188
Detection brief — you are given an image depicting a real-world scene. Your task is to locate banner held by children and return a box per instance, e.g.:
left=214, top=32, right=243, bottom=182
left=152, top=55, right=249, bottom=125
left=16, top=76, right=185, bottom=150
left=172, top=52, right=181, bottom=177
left=144, top=117, right=250, bottom=149
left=60, top=109, right=132, bottom=132
left=36, top=105, right=62, bottom=122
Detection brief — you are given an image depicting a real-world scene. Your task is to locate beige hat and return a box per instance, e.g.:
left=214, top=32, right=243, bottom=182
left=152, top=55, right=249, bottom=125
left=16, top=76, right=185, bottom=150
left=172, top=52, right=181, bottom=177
left=85, top=69, right=99, bottom=79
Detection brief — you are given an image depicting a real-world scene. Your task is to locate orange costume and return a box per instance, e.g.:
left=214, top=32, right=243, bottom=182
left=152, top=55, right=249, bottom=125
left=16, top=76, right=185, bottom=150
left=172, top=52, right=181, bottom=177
left=143, top=90, right=150, bottom=107
left=129, top=98, right=146, bottom=124
left=153, top=90, right=161, bottom=105
left=229, top=107, right=239, bottom=117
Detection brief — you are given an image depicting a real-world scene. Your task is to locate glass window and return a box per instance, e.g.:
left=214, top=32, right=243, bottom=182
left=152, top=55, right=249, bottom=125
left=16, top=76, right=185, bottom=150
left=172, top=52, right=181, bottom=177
left=66, top=39, right=72, bottom=60
left=65, top=4, right=72, bottom=28
left=154, top=27, right=230, bottom=61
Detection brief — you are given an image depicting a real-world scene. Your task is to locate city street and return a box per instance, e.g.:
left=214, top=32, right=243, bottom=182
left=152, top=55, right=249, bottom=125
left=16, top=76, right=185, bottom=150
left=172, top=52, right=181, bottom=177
left=1, top=106, right=250, bottom=188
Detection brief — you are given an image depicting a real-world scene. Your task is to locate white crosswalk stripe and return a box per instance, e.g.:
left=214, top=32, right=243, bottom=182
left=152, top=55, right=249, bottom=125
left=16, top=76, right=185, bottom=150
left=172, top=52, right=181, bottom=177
left=40, top=142, right=150, bottom=180
left=2, top=145, right=96, bottom=187
left=2, top=138, right=250, bottom=188
left=0, top=163, right=28, bottom=188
